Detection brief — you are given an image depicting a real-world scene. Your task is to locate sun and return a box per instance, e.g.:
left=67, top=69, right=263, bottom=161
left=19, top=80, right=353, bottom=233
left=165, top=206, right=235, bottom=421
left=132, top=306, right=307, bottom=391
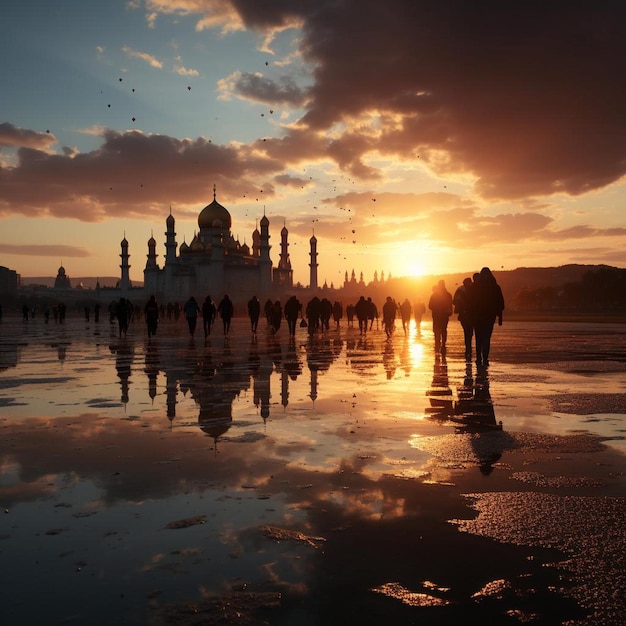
left=404, top=260, right=428, bottom=278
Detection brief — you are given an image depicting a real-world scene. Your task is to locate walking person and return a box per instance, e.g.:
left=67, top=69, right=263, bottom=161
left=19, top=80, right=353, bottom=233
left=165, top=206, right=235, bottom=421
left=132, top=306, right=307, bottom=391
left=284, top=295, right=301, bottom=336
left=399, top=298, right=412, bottom=335
left=472, top=267, right=504, bottom=367
left=116, top=298, right=130, bottom=338
left=217, top=294, right=234, bottom=335
left=183, top=296, right=201, bottom=337
left=428, top=280, right=453, bottom=355
left=354, top=296, right=369, bottom=335
left=144, top=295, right=159, bottom=339
left=247, top=295, right=261, bottom=334
left=382, top=296, right=397, bottom=338
left=202, top=295, right=217, bottom=337
left=453, top=278, right=475, bottom=361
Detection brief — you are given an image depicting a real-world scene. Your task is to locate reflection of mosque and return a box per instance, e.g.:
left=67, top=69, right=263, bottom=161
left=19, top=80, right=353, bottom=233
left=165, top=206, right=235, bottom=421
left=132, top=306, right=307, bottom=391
left=110, top=335, right=342, bottom=445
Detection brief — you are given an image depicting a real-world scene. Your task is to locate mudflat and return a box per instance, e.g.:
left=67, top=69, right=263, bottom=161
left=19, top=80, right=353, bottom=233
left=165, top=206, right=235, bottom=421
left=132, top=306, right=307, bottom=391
left=1, top=316, right=625, bottom=625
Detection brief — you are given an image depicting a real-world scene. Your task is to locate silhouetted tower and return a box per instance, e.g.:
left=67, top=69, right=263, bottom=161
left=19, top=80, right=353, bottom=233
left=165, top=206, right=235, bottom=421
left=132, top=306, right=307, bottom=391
left=273, top=221, right=293, bottom=287
left=120, top=235, right=131, bottom=292
left=259, top=211, right=272, bottom=293
left=309, top=232, right=318, bottom=290
left=146, top=232, right=158, bottom=269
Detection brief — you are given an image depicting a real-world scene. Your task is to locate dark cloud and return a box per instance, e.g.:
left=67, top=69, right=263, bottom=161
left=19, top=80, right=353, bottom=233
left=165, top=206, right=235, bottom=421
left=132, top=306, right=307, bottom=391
left=0, top=130, right=283, bottom=220
left=0, top=122, right=57, bottom=150
left=231, top=0, right=626, bottom=200
left=231, top=72, right=308, bottom=107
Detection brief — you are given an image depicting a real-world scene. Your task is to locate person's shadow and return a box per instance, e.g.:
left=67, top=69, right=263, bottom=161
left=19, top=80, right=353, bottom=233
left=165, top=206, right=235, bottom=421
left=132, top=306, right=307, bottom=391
left=454, top=364, right=506, bottom=475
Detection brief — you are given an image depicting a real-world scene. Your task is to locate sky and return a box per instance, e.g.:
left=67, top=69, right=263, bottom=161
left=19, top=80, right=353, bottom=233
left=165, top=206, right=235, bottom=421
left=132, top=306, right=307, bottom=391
left=1, top=0, right=626, bottom=287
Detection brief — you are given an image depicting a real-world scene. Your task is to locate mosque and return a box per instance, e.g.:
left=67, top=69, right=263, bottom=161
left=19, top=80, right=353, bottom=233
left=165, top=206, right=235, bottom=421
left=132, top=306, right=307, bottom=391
left=125, top=187, right=318, bottom=303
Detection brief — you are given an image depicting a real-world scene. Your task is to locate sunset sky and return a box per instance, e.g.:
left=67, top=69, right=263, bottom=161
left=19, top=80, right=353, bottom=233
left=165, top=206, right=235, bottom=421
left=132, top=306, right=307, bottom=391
left=1, top=1, right=626, bottom=287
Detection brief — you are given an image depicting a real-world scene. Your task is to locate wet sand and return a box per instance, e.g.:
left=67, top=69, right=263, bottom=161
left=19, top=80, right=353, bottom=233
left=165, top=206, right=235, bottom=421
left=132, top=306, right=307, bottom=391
left=1, top=315, right=625, bottom=625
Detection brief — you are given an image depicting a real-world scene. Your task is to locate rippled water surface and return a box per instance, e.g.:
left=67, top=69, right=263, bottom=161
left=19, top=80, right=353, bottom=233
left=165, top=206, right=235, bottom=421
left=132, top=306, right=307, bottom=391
left=1, top=316, right=625, bottom=625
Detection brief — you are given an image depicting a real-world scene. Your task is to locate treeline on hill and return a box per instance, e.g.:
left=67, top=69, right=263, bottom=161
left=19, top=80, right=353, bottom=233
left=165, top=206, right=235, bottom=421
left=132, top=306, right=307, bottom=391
left=510, top=266, right=626, bottom=313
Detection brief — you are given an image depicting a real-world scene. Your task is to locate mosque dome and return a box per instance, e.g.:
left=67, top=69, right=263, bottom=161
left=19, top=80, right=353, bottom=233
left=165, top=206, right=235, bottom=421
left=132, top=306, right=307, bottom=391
left=241, top=242, right=250, bottom=255
left=58, top=265, right=66, bottom=276
left=180, top=241, right=190, bottom=254
left=198, top=190, right=231, bottom=231
left=190, top=234, right=204, bottom=253
left=166, top=212, right=174, bottom=226
left=148, top=235, right=156, bottom=247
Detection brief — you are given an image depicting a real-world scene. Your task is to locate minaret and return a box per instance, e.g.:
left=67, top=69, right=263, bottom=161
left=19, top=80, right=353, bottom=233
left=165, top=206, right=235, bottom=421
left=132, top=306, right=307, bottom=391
left=120, top=235, right=131, bottom=292
left=259, top=210, right=272, bottom=293
left=273, top=220, right=293, bottom=287
left=146, top=232, right=158, bottom=269
left=164, top=207, right=177, bottom=264
left=309, top=231, right=318, bottom=290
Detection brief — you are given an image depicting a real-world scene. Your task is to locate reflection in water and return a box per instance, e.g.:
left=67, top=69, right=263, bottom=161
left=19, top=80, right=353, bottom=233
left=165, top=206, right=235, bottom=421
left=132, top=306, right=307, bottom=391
left=425, top=355, right=453, bottom=419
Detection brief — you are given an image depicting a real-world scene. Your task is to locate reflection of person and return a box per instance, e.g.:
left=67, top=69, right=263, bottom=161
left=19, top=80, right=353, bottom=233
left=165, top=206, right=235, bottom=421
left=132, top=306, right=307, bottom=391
left=247, top=295, right=261, bottom=333
left=453, top=277, right=475, bottom=361
left=428, top=280, right=453, bottom=354
left=473, top=267, right=505, bottom=367
left=183, top=296, right=201, bottom=337
left=144, top=295, right=159, bottom=339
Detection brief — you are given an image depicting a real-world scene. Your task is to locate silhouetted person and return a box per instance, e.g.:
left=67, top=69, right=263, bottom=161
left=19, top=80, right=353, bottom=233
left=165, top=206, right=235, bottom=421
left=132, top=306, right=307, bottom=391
left=472, top=267, right=504, bottom=367
left=270, top=300, right=282, bottom=332
left=284, top=295, right=301, bottom=336
left=382, top=296, right=397, bottom=338
left=354, top=296, right=369, bottom=334
left=202, top=295, right=216, bottom=337
left=144, top=295, right=159, bottom=339
left=217, top=294, right=234, bottom=335
left=320, top=298, right=332, bottom=331
left=399, top=298, right=412, bottom=334
left=116, top=298, right=130, bottom=338
left=366, top=297, right=378, bottom=330
left=94, top=303, right=100, bottom=323
left=247, top=295, right=261, bottom=333
left=305, top=296, right=321, bottom=334
left=413, top=300, right=425, bottom=334
left=453, top=277, right=475, bottom=361
left=332, top=301, right=343, bottom=328
left=84, top=306, right=90, bottom=322
left=428, top=280, right=453, bottom=354
left=22, top=304, right=29, bottom=321
left=264, top=298, right=273, bottom=326
left=346, top=303, right=355, bottom=327
left=183, top=296, right=201, bottom=337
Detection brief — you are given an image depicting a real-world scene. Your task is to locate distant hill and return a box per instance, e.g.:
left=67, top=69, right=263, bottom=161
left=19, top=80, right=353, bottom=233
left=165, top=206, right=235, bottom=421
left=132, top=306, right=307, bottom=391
left=373, top=264, right=622, bottom=307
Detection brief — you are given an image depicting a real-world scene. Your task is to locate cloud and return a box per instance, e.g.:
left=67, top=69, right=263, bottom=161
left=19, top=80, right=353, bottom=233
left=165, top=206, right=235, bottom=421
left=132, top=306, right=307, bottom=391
left=153, top=1, right=626, bottom=201
left=173, top=57, right=200, bottom=76
left=218, top=71, right=308, bottom=107
left=0, top=123, right=57, bottom=151
left=121, top=46, right=164, bottom=69
left=0, top=243, right=90, bottom=257
left=0, top=129, right=283, bottom=221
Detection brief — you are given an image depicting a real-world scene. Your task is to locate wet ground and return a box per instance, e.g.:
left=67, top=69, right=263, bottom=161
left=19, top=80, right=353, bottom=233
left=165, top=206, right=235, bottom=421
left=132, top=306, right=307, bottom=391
left=1, top=315, right=625, bottom=625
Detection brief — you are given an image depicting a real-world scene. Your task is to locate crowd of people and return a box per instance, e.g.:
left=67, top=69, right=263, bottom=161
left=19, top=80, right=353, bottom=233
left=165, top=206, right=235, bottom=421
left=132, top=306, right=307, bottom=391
left=16, top=267, right=503, bottom=365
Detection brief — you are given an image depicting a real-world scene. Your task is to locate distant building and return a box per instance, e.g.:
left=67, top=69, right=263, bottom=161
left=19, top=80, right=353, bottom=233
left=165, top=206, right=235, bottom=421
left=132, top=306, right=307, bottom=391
left=142, top=188, right=300, bottom=303
left=54, top=266, right=71, bottom=289
left=0, top=265, right=19, bottom=295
